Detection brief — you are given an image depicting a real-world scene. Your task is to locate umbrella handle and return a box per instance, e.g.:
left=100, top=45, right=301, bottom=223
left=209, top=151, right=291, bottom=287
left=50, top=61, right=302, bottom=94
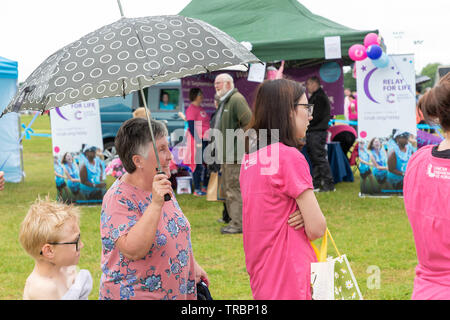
left=157, top=170, right=172, bottom=202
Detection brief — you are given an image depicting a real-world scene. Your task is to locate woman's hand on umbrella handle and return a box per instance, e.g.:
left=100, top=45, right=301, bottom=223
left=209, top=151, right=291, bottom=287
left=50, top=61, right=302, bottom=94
left=288, top=209, right=304, bottom=230
left=152, top=173, right=172, bottom=207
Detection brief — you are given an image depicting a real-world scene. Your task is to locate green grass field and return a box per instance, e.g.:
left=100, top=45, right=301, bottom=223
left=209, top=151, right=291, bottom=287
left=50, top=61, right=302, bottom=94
left=0, top=115, right=417, bottom=300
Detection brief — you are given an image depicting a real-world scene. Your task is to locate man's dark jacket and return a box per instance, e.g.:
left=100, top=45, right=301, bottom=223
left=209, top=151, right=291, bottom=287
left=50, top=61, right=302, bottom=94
left=307, top=87, right=331, bottom=132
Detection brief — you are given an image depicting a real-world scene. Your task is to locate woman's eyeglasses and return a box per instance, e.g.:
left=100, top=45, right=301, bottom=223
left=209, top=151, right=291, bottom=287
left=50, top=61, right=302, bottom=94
left=40, top=234, right=81, bottom=255
left=295, top=103, right=314, bottom=116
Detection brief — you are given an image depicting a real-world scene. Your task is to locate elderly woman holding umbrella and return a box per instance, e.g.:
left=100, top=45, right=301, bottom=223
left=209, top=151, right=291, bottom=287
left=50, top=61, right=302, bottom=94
left=99, top=117, right=208, bottom=300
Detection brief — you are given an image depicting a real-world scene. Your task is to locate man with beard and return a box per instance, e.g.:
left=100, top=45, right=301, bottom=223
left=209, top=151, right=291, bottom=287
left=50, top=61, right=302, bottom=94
left=212, top=73, right=252, bottom=234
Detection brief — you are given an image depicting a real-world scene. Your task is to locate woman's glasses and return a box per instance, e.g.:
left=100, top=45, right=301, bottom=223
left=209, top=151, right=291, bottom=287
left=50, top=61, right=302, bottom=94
left=295, top=103, right=314, bottom=116
left=40, top=234, right=81, bottom=255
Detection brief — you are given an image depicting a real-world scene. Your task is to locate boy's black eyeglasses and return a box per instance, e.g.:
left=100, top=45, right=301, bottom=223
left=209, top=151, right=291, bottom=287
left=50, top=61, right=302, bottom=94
left=295, top=103, right=314, bottom=116
left=40, top=234, right=81, bottom=255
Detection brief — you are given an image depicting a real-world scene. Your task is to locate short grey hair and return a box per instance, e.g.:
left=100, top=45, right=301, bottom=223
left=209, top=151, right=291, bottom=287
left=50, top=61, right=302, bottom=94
left=115, top=118, right=168, bottom=173
left=216, top=73, right=235, bottom=89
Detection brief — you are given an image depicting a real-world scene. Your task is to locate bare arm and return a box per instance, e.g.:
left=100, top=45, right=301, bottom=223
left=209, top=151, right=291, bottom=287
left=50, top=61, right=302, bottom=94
left=54, top=170, right=65, bottom=179
left=116, top=174, right=172, bottom=261
left=369, top=154, right=386, bottom=170
left=295, top=189, right=327, bottom=241
left=359, top=157, right=371, bottom=166
left=194, top=258, right=209, bottom=286
left=388, top=151, right=403, bottom=176
left=63, top=167, right=74, bottom=182
left=79, top=165, right=104, bottom=188
left=79, top=165, right=90, bottom=186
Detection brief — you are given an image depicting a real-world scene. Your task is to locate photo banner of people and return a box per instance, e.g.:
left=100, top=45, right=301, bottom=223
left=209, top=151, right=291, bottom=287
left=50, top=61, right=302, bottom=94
left=356, top=54, right=417, bottom=196
left=49, top=99, right=106, bottom=205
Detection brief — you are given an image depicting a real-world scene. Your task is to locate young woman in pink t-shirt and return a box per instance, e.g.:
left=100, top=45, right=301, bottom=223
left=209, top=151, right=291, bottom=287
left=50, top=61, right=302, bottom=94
left=404, top=73, right=450, bottom=300
left=240, top=79, right=327, bottom=300
left=185, top=88, right=211, bottom=196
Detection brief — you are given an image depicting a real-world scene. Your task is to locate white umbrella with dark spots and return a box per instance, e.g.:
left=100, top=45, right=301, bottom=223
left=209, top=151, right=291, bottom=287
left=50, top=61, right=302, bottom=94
left=2, top=13, right=260, bottom=202
left=2, top=15, right=259, bottom=115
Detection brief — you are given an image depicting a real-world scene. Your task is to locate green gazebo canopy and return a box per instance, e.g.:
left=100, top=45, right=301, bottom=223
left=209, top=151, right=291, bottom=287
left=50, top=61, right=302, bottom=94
left=180, top=0, right=378, bottom=64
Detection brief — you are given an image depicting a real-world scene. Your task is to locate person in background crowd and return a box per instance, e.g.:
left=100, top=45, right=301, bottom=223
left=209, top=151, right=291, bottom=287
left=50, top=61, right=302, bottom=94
left=99, top=118, right=208, bottom=300
left=404, top=72, right=450, bottom=299
left=305, top=76, right=335, bottom=192
left=79, top=145, right=106, bottom=200
left=186, top=88, right=210, bottom=196
left=62, top=152, right=81, bottom=198
left=343, top=88, right=351, bottom=121
left=348, top=94, right=358, bottom=132
left=0, top=171, right=4, bottom=191
left=96, top=148, right=106, bottom=181
left=387, top=131, right=416, bottom=190
left=213, top=73, right=252, bottom=234
left=358, top=139, right=375, bottom=193
left=208, top=93, right=230, bottom=224
left=240, top=79, right=326, bottom=299
left=54, top=156, right=69, bottom=201
left=368, top=138, right=388, bottom=186
left=159, top=91, right=176, bottom=110
left=19, top=196, right=92, bottom=300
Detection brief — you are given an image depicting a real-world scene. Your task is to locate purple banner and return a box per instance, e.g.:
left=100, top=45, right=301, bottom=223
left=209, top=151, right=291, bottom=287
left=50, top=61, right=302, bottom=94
left=181, top=61, right=344, bottom=116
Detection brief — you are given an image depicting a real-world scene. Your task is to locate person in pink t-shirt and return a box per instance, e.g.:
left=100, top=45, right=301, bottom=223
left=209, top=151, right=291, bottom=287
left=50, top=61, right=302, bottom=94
left=404, top=73, right=450, bottom=300
left=99, top=118, right=208, bottom=300
left=185, top=88, right=211, bottom=196
left=240, top=79, right=327, bottom=300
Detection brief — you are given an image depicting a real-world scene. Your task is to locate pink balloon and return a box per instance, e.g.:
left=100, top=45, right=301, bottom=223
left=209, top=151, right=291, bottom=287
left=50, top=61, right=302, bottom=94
left=364, top=33, right=380, bottom=48
left=348, top=44, right=367, bottom=61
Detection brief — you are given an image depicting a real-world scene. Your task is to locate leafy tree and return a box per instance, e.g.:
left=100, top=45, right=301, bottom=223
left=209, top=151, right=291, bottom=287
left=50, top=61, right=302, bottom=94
left=343, top=67, right=356, bottom=92
left=420, top=62, right=441, bottom=90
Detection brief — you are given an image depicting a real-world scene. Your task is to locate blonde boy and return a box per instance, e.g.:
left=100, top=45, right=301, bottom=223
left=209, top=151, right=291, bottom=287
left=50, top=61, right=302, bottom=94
left=19, top=197, right=92, bottom=300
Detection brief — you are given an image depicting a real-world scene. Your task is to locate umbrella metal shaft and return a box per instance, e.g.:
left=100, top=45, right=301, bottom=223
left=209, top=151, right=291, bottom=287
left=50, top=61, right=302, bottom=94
left=116, top=0, right=125, bottom=17
left=139, top=87, right=171, bottom=202
left=139, top=88, right=162, bottom=171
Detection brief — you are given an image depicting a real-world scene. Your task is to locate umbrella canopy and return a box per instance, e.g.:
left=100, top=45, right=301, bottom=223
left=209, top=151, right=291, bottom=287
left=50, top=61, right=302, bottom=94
left=1, top=15, right=259, bottom=116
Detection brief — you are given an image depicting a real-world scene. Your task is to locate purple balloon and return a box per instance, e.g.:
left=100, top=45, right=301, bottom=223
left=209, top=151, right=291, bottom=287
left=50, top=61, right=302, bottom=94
left=367, top=45, right=383, bottom=60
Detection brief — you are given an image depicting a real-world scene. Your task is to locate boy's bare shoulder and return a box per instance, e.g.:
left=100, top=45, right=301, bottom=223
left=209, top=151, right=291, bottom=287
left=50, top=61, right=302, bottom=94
left=23, top=272, right=60, bottom=300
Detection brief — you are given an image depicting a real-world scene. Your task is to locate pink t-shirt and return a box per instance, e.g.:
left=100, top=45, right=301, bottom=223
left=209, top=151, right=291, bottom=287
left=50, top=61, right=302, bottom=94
left=348, top=100, right=358, bottom=121
left=404, top=145, right=450, bottom=299
left=185, top=103, right=211, bottom=139
left=240, top=142, right=317, bottom=300
left=99, top=177, right=197, bottom=300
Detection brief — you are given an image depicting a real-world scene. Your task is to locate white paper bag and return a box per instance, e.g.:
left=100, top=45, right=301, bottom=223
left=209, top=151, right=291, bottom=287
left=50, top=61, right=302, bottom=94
left=310, top=260, right=335, bottom=300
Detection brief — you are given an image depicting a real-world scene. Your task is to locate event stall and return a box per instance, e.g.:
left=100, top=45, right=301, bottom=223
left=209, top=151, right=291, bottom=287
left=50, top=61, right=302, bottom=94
left=178, top=0, right=377, bottom=183
left=179, top=0, right=378, bottom=115
left=0, top=56, right=23, bottom=182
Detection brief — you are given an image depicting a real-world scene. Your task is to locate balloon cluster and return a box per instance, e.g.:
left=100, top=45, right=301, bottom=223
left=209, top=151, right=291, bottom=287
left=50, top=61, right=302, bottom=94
left=348, top=33, right=389, bottom=68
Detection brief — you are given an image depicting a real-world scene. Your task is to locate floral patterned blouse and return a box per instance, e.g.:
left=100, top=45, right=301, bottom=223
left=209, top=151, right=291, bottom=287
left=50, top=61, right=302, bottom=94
left=99, top=177, right=197, bottom=300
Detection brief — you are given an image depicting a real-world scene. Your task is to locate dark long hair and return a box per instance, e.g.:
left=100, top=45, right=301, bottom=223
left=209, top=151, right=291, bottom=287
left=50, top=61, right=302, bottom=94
left=245, top=79, right=306, bottom=153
